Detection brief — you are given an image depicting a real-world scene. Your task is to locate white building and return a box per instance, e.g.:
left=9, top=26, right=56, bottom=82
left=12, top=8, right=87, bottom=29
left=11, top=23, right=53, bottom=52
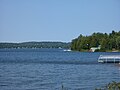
left=90, top=45, right=101, bottom=52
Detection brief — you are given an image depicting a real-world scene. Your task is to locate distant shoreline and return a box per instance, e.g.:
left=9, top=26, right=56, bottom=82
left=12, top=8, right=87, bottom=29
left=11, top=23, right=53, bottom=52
left=0, top=42, right=71, bottom=49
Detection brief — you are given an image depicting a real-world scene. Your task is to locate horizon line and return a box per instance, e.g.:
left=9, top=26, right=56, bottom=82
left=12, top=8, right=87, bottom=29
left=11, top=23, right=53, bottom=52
left=0, top=41, right=71, bottom=43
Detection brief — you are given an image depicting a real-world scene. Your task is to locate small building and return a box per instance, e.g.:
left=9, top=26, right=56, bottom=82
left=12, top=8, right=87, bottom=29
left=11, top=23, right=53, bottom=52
left=90, top=45, right=101, bottom=52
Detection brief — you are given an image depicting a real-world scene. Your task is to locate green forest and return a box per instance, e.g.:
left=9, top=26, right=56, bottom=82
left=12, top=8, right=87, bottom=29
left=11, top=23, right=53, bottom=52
left=71, top=31, right=120, bottom=52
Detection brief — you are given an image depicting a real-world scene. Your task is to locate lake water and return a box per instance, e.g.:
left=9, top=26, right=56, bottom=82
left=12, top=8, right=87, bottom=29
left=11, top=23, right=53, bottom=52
left=0, top=48, right=120, bottom=90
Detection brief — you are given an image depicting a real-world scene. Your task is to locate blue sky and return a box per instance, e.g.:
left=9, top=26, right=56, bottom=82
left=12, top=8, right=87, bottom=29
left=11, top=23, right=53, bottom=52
left=0, top=0, right=120, bottom=42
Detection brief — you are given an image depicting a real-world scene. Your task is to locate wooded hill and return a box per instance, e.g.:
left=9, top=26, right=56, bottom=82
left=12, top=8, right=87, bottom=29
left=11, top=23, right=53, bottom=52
left=0, top=42, right=70, bottom=49
left=71, top=31, right=120, bottom=52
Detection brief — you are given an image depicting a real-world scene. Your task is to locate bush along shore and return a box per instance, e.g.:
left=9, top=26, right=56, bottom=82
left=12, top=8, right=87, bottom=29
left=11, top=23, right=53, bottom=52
left=95, top=81, right=120, bottom=90
left=61, top=81, right=120, bottom=90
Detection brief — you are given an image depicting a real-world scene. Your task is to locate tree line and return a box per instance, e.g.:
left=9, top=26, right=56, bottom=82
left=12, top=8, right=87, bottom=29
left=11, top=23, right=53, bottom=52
left=0, top=42, right=70, bottom=49
left=71, top=31, right=120, bottom=52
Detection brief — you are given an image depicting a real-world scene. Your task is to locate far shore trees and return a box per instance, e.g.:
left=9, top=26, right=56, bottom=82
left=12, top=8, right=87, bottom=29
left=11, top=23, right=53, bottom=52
left=0, top=42, right=70, bottom=49
left=71, top=31, right=120, bottom=52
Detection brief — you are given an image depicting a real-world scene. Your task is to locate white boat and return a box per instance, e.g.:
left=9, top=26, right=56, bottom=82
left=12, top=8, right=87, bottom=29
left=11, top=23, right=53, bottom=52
left=98, top=55, right=120, bottom=63
left=63, top=49, right=71, bottom=52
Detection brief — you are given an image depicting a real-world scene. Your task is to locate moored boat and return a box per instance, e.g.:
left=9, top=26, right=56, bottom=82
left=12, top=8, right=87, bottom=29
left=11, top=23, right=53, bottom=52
left=98, top=55, right=120, bottom=63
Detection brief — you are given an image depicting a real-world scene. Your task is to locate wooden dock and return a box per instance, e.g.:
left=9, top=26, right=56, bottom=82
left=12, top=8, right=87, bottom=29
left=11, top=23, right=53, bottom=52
left=98, top=55, right=120, bottom=63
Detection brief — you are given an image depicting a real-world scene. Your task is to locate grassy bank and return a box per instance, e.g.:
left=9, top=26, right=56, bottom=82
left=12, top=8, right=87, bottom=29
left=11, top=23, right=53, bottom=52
left=61, top=81, right=120, bottom=90
left=95, top=81, right=120, bottom=90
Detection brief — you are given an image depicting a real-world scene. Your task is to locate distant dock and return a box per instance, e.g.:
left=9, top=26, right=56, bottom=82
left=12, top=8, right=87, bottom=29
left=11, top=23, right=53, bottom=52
left=98, top=55, right=120, bottom=63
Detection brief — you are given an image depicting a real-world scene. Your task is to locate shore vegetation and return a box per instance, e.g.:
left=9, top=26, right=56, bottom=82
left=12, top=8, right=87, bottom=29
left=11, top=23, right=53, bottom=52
left=71, top=31, right=120, bottom=52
